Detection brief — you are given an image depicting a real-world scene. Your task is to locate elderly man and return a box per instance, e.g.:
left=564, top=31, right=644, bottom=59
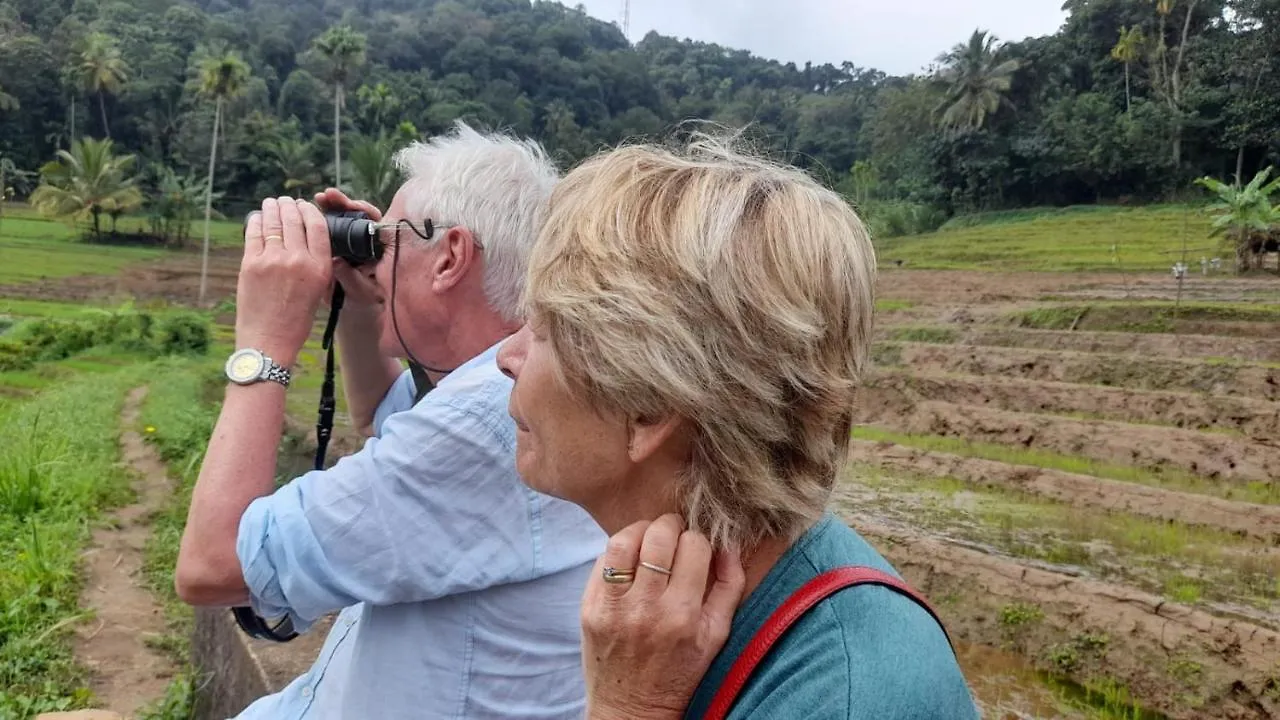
left=175, top=122, right=605, bottom=719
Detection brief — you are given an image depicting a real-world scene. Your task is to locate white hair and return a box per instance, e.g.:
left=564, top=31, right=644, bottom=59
left=394, top=121, right=560, bottom=323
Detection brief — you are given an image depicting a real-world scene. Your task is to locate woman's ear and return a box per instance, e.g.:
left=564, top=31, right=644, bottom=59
left=626, top=413, right=686, bottom=464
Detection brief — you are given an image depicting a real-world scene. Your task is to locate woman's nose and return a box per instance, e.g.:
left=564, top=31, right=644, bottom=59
left=497, top=326, right=529, bottom=380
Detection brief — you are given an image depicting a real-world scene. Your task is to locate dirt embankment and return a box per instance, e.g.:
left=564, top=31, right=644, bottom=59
left=854, top=390, right=1280, bottom=485
left=838, top=513, right=1280, bottom=720
left=879, top=326, right=1280, bottom=365
left=867, top=370, right=1280, bottom=439
left=847, top=440, right=1280, bottom=542
left=878, top=342, right=1280, bottom=401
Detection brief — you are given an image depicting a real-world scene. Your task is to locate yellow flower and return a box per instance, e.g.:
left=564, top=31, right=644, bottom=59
left=145, top=425, right=157, bottom=434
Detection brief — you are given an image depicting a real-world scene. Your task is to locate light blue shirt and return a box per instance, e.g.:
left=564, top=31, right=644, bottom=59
left=234, top=342, right=607, bottom=719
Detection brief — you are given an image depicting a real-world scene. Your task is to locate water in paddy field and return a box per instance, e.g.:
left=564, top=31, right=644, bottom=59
left=958, top=642, right=1168, bottom=720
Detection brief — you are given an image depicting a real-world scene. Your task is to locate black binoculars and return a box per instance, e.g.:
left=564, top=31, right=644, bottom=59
left=243, top=210, right=384, bottom=266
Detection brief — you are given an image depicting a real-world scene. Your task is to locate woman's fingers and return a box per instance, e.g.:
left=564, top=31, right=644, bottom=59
left=702, top=547, right=746, bottom=643
left=594, top=520, right=648, bottom=599
left=634, top=514, right=683, bottom=595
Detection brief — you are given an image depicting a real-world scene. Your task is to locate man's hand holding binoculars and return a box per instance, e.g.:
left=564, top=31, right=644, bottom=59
left=237, top=197, right=335, bottom=370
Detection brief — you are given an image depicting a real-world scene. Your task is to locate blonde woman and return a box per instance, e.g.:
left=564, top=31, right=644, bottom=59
left=497, top=138, right=978, bottom=719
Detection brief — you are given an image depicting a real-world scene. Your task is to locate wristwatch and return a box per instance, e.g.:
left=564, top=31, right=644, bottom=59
left=225, top=348, right=292, bottom=388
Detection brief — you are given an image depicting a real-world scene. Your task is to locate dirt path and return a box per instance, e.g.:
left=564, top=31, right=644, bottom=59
left=72, top=387, right=175, bottom=717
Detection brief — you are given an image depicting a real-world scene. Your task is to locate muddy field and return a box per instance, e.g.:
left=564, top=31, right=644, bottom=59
left=8, top=255, right=1280, bottom=719
left=854, top=269, right=1280, bottom=719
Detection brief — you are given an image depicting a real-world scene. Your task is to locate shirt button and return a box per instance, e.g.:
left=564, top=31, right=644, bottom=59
left=302, top=687, right=312, bottom=698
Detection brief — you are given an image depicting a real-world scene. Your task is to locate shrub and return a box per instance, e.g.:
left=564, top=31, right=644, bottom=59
left=156, top=312, right=211, bottom=356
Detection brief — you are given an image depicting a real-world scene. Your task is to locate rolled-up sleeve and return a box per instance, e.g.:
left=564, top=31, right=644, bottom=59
left=236, top=389, right=535, bottom=628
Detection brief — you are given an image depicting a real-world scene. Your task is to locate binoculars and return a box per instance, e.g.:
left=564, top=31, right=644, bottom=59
left=244, top=210, right=384, bottom=266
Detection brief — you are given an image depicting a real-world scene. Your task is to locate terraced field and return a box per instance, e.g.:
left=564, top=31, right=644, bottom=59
left=849, top=270, right=1280, bottom=719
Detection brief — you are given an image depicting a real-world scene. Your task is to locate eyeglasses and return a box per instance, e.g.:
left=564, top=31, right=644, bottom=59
left=373, top=218, right=484, bottom=251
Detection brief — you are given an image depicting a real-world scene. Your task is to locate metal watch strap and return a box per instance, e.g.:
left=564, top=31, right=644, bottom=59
left=264, top=358, right=292, bottom=388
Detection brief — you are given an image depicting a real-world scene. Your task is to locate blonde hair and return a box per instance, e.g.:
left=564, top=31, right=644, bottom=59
left=525, top=135, right=878, bottom=549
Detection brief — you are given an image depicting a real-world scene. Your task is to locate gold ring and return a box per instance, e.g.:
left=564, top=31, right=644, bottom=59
left=602, top=566, right=636, bottom=584
left=264, top=235, right=284, bottom=242
left=640, top=561, right=672, bottom=576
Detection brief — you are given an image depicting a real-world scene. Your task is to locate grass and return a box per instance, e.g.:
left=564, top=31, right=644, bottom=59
left=876, top=204, right=1218, bottom=272
left=847, top=466, right=1280, bottom=611
left=849, top=425, right=1280, bottom=505
left=1012, top=302, right=1280, bottom=334
left=883, top=326, right=959, bottom=344
left=0, top=205, right=243, bottom=286
left=0, top=370, right=147, bottom=717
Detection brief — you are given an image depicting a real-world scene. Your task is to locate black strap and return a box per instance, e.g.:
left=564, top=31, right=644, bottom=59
left=315, top=284, right=344, bottom=472
left=409, top=362, right=435, bottom=404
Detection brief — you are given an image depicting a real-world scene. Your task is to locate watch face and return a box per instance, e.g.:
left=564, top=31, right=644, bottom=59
left=226, top=349, right=265, bottom=384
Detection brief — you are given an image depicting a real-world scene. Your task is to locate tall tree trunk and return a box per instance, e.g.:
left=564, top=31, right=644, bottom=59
left=92, top=207, right=101, bottom=242
left=1124, top=63, right=1131, bottom=112
left=1236, top=146, right=1246, bottom=187
left=98, top=92, right=110, bottom=138
left=199, top=99, right=221, bottom=307
left=333, top=83, right=343, bottom=188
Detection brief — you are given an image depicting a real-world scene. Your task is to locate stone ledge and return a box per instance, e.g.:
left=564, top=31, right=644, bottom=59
left=192, top=607, right=333, bottom=720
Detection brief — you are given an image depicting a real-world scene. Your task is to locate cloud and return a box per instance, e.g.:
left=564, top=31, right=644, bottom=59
left=570, top=0, right=1066, bottom=75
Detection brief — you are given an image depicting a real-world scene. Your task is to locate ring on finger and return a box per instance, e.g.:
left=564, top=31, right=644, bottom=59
left=264, top=235, right=284, bottom=242
left=602, top=566, right=636, bottom=584
left=639, top=561, right=672, bottom=576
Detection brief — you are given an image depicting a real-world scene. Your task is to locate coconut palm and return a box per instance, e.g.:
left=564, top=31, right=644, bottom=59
left=349, top=134, right=401, bottom=212
left=1195, top=167, right=1280, bottom=271
left=266, top=134, right=321, bottom=197
left=934, top=29, right=1020, bottom=132
left=1110, top=25, right=1145, bottom=113
left=29, top=138, right=143, bottom=241
left=313, top=26, right=367, bottom=188
left=196, top=49, right=251, bottom=305
left=77, top=33, right=130, bottom=139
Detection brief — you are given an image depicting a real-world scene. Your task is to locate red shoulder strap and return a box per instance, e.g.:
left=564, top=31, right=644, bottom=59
left=702, top=566, right=950, bottom=720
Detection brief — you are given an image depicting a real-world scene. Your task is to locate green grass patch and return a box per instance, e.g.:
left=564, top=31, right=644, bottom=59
left=850, top=426, right=1280, bottom=505
left=0, top=207, right=243, bottom=286
left=0, top=370, right=149, bottom=716
left=877, top=204, right=1217, bottom=272
left=875, top=299, right=916, bottom=312
left=884, top=326, right=959, bottom=344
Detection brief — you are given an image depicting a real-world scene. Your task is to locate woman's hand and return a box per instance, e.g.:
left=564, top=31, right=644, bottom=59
left=582, top=514, right=746, bottom=720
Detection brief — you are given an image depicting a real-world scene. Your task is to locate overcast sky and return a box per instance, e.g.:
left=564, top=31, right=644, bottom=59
left=568, top=0, right=1067, bottom=76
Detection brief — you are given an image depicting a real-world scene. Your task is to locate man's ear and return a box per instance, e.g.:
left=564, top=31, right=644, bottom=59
left=431, top=227, right=478, bottom=292
left=627, top=413, right=686, bottom=464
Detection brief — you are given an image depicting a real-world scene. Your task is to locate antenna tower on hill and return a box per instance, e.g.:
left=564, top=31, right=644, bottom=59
left=621, top=0, right=631, bottom=40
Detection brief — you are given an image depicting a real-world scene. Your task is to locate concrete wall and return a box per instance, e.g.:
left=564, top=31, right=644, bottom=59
left=192, top=608, right=334, bottom=720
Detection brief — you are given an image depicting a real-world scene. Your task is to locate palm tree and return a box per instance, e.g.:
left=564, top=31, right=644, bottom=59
left=1110, top=26, right=1145, bottom=113
left=29, top=138, right=143, bottom=241
left=78, top=33, right=130, bottom=139
left=195, top=49, right=251, bottom=305
left=266, top=134, right=321, bottom=197
left=1195, top=167, right=1280, bottom=272
left=313, top=26, right=367, bottom=188
left=349, top=135, right=401, bottom=212
left=934, top=30, right=1020, bottom=132
left=150, top=166, right=220, bottom=247
left=357, top=82, right=400, bottom=136
left=0, top=154, right=35, bottom=236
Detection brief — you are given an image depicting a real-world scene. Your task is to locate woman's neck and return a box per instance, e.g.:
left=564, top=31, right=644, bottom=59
left=737, top=534, right=798, bottom=601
